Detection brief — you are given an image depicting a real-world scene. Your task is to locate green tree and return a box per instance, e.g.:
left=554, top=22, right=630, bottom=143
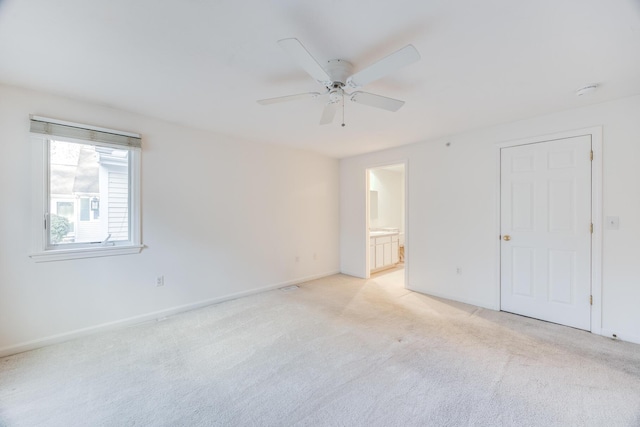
left=50, top=214, right=70, bottom=244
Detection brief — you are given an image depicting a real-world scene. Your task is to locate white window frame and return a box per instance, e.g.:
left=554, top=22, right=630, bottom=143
left=30, top=116, right=143, bottom=262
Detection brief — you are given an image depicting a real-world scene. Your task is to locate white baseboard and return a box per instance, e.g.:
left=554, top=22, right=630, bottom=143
left=408, top=286, right=500, bottom=311
left=339, top=270, right=366, bottom=279
left=0, top=270, right=339, bottom=358
left=599, top=328, right=640, bottom=345
left=409, top=289, right=640, bottom=345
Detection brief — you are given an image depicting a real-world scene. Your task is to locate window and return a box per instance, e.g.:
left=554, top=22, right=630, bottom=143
left=80, top=197, right=91, bottom=221
left=55, top=201, right=75, bottom=234
left=30, top=116, right=142, bottom=262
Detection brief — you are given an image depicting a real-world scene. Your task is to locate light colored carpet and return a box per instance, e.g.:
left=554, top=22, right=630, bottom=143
left=1, top=270, right=640, bottom=426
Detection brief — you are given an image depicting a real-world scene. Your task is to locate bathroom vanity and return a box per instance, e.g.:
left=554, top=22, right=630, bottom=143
left=369, top=230, right=399, bottom=272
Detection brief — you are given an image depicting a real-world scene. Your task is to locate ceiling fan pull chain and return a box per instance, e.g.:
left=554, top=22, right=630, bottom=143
left=342, top=93, right=346, bottom=127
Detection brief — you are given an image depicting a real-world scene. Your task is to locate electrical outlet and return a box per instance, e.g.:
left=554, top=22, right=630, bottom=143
left=313, top=253, right=317, bottom=260
left=456, top=267, right=462, bottom=275
left=295, top=256, right=300, bottom=262
left=156, top=275, right=164, bottom=287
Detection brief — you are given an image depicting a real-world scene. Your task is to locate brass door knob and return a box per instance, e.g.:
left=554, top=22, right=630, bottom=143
left=503, top=235, right=511, bottom=241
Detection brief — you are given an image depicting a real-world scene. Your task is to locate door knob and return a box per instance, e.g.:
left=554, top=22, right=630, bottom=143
left=503, top=235, right=511, bottom=241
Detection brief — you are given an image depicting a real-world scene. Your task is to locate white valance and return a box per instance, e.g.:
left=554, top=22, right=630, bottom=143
left=30, top=116, right=141, bottom=149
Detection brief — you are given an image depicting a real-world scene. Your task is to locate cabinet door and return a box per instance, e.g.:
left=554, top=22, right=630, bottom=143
left=370, top=245, right=375, bottom=270
left=383, top=242, right=392, bottom=265
left=392, top=241, right=399, bottom=264
left=375, top=244, right=385, bottom=268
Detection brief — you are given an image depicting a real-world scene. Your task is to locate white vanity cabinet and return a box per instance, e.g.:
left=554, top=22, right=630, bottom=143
left=391, top=238, right=399, bottom=264
left=370, top=232, right=399, bottom=272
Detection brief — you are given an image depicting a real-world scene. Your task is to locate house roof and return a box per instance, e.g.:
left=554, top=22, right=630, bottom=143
left=1, top=1, right=639, bottom=158
left=50, top=143, right=99, bottom=195
left=72, top=146, right=99, bottom=194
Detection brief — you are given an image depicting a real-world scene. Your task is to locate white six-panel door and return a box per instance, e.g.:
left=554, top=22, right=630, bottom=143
left=500, top=136, right=592, bottom=330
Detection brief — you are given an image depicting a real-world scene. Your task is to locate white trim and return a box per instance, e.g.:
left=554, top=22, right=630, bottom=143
left=404, top=160, right=410, bottom=288
left=30, top=115, right=141, bottom=138
left=340, top=269, right=364, bottom=278
left=495, top=126, right=604, bottom=335
left=365, top=168, right=371, bottom=279
left=590, top=127, right=603, bottom=335
left=0, top=270, right=340, bottom=358
left=600, top=329, right=640, bottom=345
left=494, top=142, right=502, bottom=310
left=30, top=245, right=144, bottom=262
left=408, top=287, right=498, bottom=311
left=365, top=159, right=409, bottom=286
left=494, top=127, right=602, bottom=149
left=128, top=148, right=142, bottom=249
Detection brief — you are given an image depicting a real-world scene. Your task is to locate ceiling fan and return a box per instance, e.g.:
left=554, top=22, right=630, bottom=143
left=257, top=38, right=421, bottom=125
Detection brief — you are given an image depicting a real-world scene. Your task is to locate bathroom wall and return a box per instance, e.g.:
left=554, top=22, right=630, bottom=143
left=369, top=167, right=404, bottom=232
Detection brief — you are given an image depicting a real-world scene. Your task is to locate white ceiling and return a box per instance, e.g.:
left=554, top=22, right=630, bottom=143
left=1, top=0, right=639, bottom=158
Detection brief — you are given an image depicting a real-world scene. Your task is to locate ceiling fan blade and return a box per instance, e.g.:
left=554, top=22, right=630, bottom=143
left=319, top=102, right=339, bottom=125
left=350, top=91, right=405, bottom=112
left=346, top=45, right=420, bottom=89
left=257, top=92, right=322, bottom=105
left=278, top=38, right=332, bottom=85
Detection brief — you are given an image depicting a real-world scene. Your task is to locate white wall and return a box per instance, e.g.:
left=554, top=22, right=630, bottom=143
left=369, top=168, right=404, bottom=231
left=0, top=84, right=340, bottom=355
left=341, top=94, right=640, bottom=344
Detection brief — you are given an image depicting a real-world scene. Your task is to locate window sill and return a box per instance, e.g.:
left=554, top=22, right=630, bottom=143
left=30, top=245, right=144, bottom=262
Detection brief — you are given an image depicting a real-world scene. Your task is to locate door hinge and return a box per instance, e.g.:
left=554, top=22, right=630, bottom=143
left=590, top=223, right=593, bottom=234
left=590, top=150, right=594, bottom=161
left=590, top=295, right=593, bottom=305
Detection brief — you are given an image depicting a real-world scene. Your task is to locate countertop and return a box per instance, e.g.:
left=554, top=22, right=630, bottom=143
left=369, top=230, right=399, bottom=237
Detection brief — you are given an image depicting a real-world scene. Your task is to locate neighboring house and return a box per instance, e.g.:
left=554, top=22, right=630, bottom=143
left=49, top=141, right=128, bottom=244
left=96, top=146, right=130, bottom=242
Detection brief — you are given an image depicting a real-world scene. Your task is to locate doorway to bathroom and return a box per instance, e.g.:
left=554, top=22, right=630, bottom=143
left=366, top=162, right=407, bottom=287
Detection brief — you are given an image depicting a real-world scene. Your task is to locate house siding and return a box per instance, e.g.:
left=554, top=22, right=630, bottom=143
left=107, top=168, right=128, bottom=241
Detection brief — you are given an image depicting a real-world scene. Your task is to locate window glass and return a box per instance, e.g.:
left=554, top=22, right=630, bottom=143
left=80, top=198, right=90, bottom=221
left=48, top=139, right=130, bottom=246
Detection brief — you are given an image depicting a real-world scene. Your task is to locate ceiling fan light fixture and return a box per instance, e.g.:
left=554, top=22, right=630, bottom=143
left=329, top=88, right=344, bottom=103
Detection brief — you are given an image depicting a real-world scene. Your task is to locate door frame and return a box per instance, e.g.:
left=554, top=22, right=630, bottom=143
left=495, top=127, right=603, bottom=334
left=365, top=159, right=409, bottom=287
